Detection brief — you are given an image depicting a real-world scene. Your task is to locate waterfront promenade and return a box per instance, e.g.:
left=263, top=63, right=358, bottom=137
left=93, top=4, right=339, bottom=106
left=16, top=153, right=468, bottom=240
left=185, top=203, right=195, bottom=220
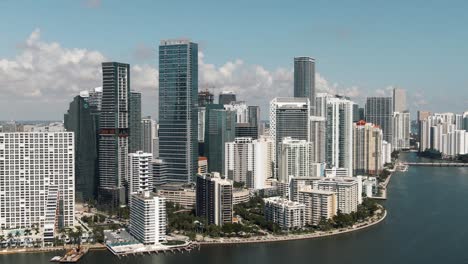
left=198, top=209, right=387, bottom=246
left=403, top=162, right=468, bottom=167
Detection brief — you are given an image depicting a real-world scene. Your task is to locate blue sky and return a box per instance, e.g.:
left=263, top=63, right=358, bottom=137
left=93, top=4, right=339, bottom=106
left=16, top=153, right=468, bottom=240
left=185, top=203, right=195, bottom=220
left=0, top=0, right=467, bottom=120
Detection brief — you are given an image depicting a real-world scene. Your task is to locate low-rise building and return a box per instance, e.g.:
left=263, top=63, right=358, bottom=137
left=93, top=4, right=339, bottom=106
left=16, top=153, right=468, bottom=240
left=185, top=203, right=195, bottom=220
left=298, top=186, right=337, bottom=226
left=156, top=184, right=196, bottom=209
left=264, top=197, right=305, bottom=230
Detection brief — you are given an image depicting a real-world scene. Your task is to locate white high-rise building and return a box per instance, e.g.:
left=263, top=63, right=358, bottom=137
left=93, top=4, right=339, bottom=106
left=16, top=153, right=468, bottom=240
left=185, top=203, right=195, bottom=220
left=141, top=117, right=157, bottom=157
left=325, top=97, right=353, bottom=176
left=298, top=185, right=337, bottom=226
left=393, top=111, right=411, bottom=150
left=0, top=132, right=75, bottom=230
left=128, top=151, right=153, bottom=199
left=198, top=107, right=206, bottom=142
left=225, top=136, right=273, bottom=189
left=315, top=177, right=359, bottom=214
left=315, top=93, right=333, bottom=118
left=382, top=140, right=392, bottom=164
left=130, top=192, right=166, bottom=244
left=278, top=137, right=314, bottom=183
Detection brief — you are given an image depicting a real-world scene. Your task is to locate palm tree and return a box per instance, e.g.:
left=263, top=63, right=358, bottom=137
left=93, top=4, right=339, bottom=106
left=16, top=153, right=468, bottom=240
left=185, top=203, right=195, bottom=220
left=24, top=229, right=32, bottom=236
left=15, top=231, right=20, bottom=238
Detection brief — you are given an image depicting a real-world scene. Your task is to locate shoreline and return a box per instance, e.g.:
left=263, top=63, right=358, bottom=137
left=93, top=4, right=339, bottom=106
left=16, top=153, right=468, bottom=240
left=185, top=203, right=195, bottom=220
left=0, top=243, right=106, bottom=255
left=198, top=209, right=387, bottom=246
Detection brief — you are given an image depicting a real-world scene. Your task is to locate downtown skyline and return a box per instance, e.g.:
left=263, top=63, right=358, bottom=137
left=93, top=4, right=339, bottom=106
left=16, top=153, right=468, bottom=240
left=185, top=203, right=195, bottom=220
left=0, top=0, right=467, bottom=120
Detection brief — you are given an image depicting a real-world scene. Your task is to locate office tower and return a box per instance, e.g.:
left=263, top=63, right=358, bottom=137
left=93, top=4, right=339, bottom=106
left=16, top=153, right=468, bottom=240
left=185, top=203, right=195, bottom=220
left=294, top=57, right=315, bottom=114
left=365, top=97, right=393, bottom=143
left=278, top=137, right=314, bottom=183
left=0, top=132, right=75, bottom=230
left=218, top=91, right=236, bottom=105
left=98, top=62, right=130, bottom=206
left=352, top=104, right=360, bottom=122
left=455, top=114, right=464, bottom=130
left=316, top=177, right=359, bottom=214
left=393, top=88, right=407, bottom=112
left=269, top=97, right=310, bottom=167
left=129, top=92, right=142, bottom=153
left=128, top=151, right=153, bottom=199
left=64, top=92, right=99, bottom=202
left=88, top=87, right=103, bottom=111
left=225, top=136, right=274, bottom=189
left=233, top=105, right=260, bottom=139
left=198, top=89, right=214, bottom=107
left=264, top=197, right=305, bottom=230
left=205, top=104, right=236, bottom=174
left=196, top=173, right=233, bottom=226
left=248, top=106, right=260, bottom=127
left=353, top=121, right=383, bottom=176
left=309, top=116, right=326, bottom=163
left=298, top=186, right=337, bottom=226
left=152, top=137, right=159, bottom=159
left=150, top=159, right=167, bottom=188
left=130, top=192, right=166, bottom=244
left=325, top=97, right=354, bottom=176
left=159, top=39, right=198, bottom=183
left=393, top=111, right=411, bottom=150
left=141, top=117, right=156, bottom=154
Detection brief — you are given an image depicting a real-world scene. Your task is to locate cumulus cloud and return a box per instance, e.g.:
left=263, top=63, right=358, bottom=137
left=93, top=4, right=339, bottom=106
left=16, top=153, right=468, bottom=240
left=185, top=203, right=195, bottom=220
left=0, top=28, right=363, bottom=120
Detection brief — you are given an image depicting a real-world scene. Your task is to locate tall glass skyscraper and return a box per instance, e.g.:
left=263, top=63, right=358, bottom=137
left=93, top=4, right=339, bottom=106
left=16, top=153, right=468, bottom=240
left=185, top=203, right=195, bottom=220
left=159, top=39, right=198, bottom=183
left=365, top=97, right=393, bottom=144
left=64, top=93, right=100, bottom=202
left=129, top=91, right=142, bottom=153
left=294, top=57, right=315, bottom=114
left=204, top=104, right=236, bottom=174
left=98, top=62, right=130, bottom=207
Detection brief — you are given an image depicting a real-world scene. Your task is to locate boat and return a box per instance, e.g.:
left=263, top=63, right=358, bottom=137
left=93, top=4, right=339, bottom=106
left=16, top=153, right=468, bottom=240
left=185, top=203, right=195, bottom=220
left=50, top=246, right=89, bottom=263
left=50, top=256, right=62, bottom=262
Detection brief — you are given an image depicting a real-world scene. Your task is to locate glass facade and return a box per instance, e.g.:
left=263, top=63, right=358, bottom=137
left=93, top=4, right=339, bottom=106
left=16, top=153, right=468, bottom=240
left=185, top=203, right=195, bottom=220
left=158, top=40, right=198, bottom=183
left=129, top=92, right=142, bottom=153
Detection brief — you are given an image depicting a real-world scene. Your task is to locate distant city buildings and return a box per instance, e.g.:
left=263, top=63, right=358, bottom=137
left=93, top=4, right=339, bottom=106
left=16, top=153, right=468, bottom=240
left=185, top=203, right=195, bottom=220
left=218, top=91, right=236, bottom=105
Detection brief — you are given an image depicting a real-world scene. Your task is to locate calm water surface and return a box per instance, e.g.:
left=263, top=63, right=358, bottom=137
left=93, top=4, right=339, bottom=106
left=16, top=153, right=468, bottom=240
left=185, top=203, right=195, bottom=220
left=2, top=153, right=468, bottom=264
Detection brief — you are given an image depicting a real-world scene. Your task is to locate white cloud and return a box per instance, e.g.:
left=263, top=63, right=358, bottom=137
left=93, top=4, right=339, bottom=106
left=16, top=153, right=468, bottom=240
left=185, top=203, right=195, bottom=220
left=0, top=28, right=363, bottom=120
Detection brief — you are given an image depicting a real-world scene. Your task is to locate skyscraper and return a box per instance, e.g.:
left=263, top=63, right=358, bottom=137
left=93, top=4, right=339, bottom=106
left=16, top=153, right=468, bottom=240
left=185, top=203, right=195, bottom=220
left=98, top=62, right=130, bottom=206
left=129, top=92, right=142, bottom=153
left=141, top=117, right=156, bottom=155
left=278, top=137, right=314, bottom=183
left=365, top=97, right=393, bottom=143
left=309, top=116, right=326, bottom=163
left=218, top=91, right=236, bottom=105
left=269, top=97, right=310, bottom=168
left=64, top=91, right=99, bottom=201
left=0, top=132, right=75, bottom=230
left=294, top=57, right=315, bottom=114
left=198, top=89, right=214, bottom=107
left=353, top=121, right=383, bottom=175
left=393, top=88, right=407, bottom=112
left=205, top=104, right=236, bottom=174
left=130, top=192, right=166, bottom=244
left=128, top=151, right=153, bottom=199
left=325, top=97, right=354, bottom=176
left=196, top=173, right=233, bottom=226
left=159, top=39, right=198, bottom=183
left=393, top=111, right=411, bottom=150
